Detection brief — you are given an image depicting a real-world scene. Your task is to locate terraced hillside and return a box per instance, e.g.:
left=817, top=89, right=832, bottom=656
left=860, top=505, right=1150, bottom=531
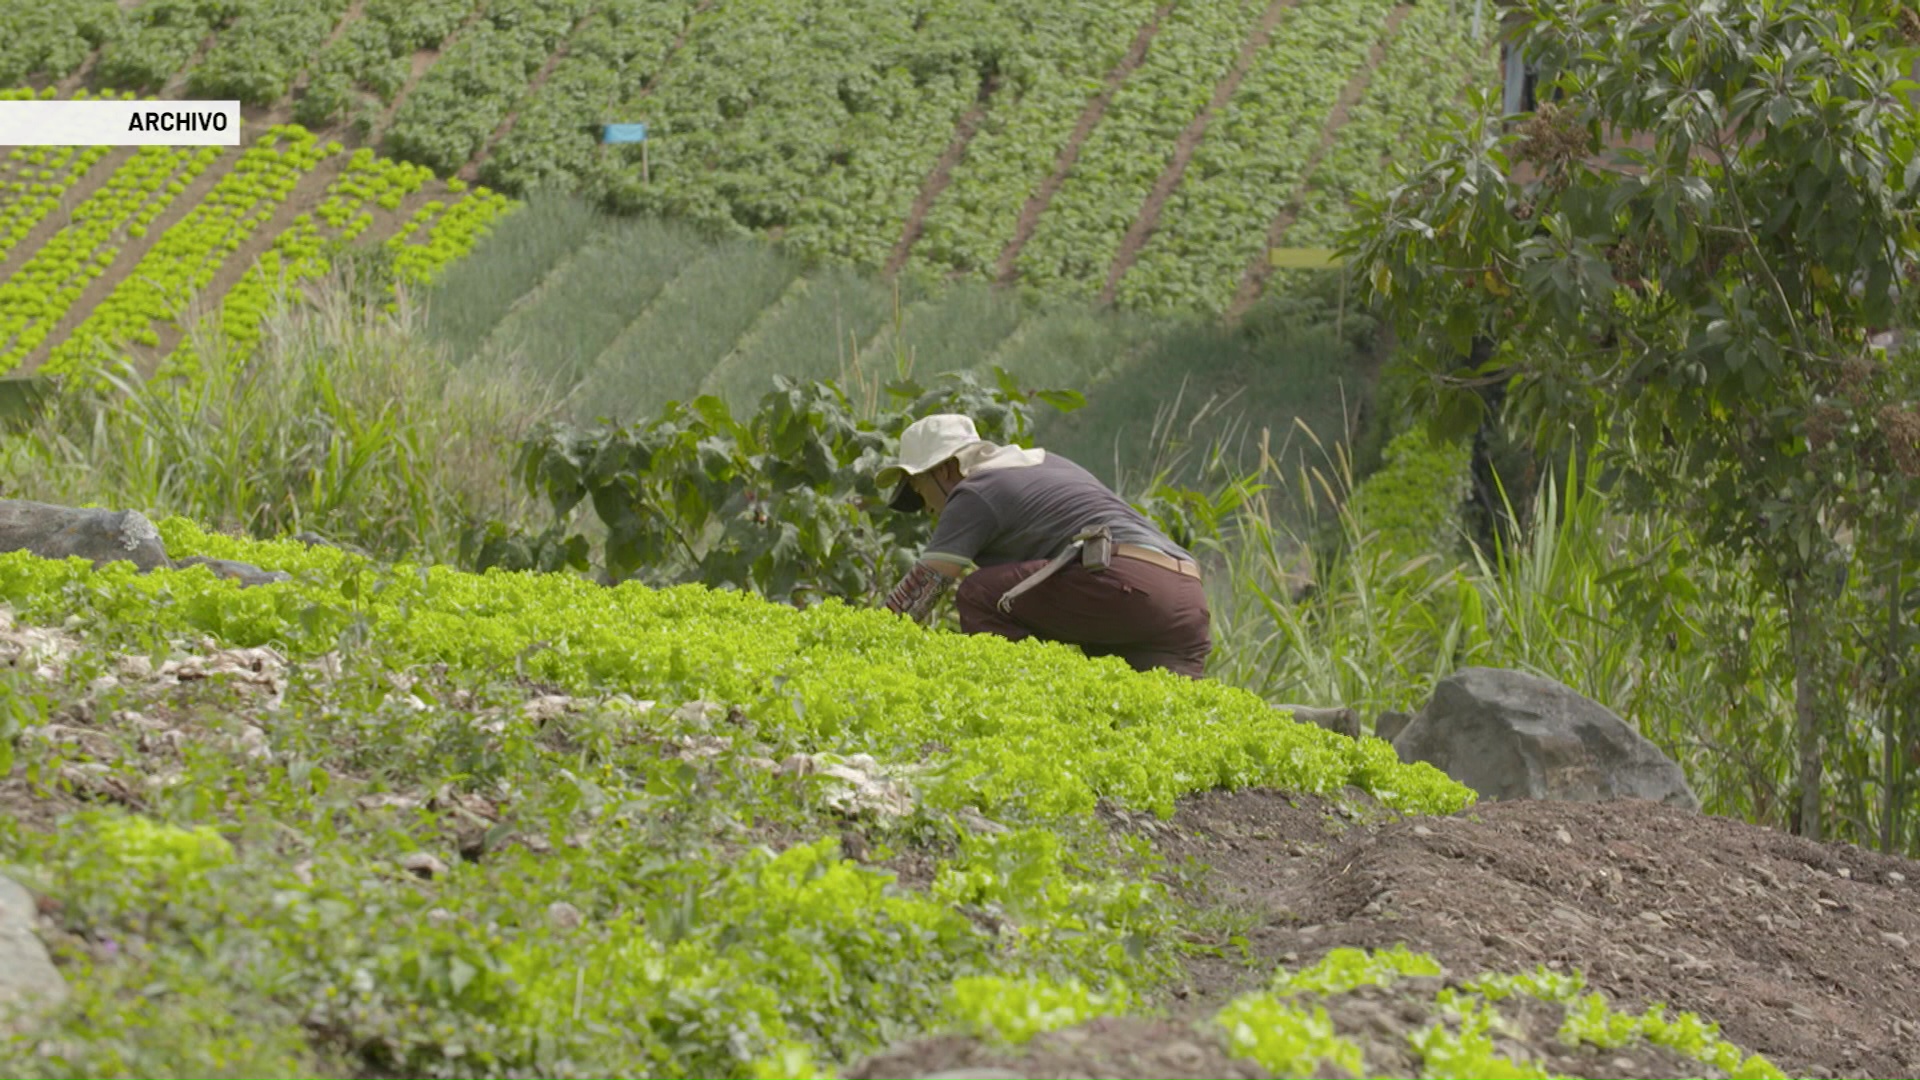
left=4, top=0, right=1492, bottom=318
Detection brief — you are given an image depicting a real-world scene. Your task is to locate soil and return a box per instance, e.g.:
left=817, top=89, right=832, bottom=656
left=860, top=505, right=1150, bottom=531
left=1227, top=2, right=1415, bottom=322
left=1097, top=0, right=1302, bottom=306
left=857, top=791, right=1920, bottom=1079
left=885, top=74, right=1001, bottom=277
left=993, top=0, right=1177, bottom=286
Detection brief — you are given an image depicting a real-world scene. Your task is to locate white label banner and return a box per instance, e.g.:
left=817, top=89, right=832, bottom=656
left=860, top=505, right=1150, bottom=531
left=0, top=101, right=243, bottom=146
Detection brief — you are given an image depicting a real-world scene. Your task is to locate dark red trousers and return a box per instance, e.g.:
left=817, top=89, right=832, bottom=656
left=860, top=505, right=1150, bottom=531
left=955, top=556, right=1213, bottom=678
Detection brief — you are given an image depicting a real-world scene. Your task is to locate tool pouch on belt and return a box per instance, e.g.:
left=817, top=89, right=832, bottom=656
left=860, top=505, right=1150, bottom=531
left=996, top=526, right=1114, bottom=614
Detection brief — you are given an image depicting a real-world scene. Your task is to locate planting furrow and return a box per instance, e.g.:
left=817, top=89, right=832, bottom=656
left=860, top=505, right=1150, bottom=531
left=577, top=240, right=798, bottom=416
left=1113, top=0, right=1400, bottom=314
left=478, top=0, right=707, bottom=196
left=385, top=0, right=595, bottom=175
left=1012, top=0, right=1273, bottom=300
left=294, top=0, right=478, bottom=130
left=365, top=1, right=488, bottom=145
left=0, top=137, right=136, bottom=286
left=1098, top=0, right=1314, bottom=307
left=40, top=128, right=338, bottom=377
left=914, top=0, right=1172, bottom=284
left=184, top=0, right=356, bottom=107
left=458, top=6, right=600, bottom=184
left=162, top=150, right=443, bottom=377
left=882, top=73, right=998, bottom=277
left=284, top=0, right=367, bottom=104
left=0, top=136, right=114, bottom=266
left=93, top=0, right=247, bottom=94
left=1227, top=1, right=1417, bottom=320
left=0, top=0, right=123, bottom=86
left=0, top=147, right=208, bottom=373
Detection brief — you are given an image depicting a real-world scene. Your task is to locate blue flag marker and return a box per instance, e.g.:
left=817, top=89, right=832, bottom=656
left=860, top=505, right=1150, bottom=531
left=602, top=123, right=648, bottom=144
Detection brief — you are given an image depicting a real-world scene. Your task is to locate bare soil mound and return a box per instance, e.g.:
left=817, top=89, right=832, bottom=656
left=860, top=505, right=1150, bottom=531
left=1157, top=791, right=1920, bottom=1078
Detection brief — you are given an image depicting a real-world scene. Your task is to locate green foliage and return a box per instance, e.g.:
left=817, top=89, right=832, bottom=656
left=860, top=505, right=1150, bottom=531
left=1270, top=943, right=1443, bottom=995
left=942, top=975, right=1135, bottom=1045
left=1346, top=429, right=1472, bottom=567
left=1350, top=0, right=1920, bottom=839
left=508, top=368, right=1082, bottom=603
left=1, top=522, right=1474, bottom=822
left=1215, top=995, right=1366, bottom=1077
left=1411, top=993, right=1553, bottom=1080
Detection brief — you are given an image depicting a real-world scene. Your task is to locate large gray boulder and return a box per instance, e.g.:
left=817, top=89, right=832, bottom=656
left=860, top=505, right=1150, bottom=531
left=0, top=873, right=66, bottom=1029
left=0, top=499, right=170, bottom=572
left=1393, top=667, right=1699, bottom=810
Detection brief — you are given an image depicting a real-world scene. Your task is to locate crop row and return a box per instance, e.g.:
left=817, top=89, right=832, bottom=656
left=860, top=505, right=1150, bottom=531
left=905, top=0, right=1165, bottom=280
left=1280, top=0, right=1487, bottom=249
left=0, top=0, right=121, bottom=86
left=1013, top=0, right=1273, bottom=299
left=94, top=0, right=250, bottom=94
left=5, top=518, right=1474, bottom=820
left=383, top=0, right=594, bottom=175
left=295, top=0, right=479, bottom=129
left=0, top=143, right=112, bottom=262
left=602, top=0, right=1001, bottom=259
left=160, top=148, right=442, bottom=381
left=0, top=146, right=211, bottom=373
left=1116, top=0, right=1401, bottom=313
left=184, top=0, right=355, bottom=107
left=475, top=0, right=704, bottom=196
left=386, top=183, right=518, bottom=292
left=44, top=127, right=338, bottom=377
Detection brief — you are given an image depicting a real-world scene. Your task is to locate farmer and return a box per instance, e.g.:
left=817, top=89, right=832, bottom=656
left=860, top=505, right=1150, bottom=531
left=876, top=413, right=1211, bottom=678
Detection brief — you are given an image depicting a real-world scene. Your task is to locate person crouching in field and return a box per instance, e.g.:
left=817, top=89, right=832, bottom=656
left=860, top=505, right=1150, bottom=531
left=877, top=414, right=1211, bottom=678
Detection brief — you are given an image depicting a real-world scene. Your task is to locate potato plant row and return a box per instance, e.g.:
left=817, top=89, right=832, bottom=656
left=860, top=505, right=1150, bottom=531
left=1012, top=0, right=1273, bottom=299
left=905, top=0, right=1166, bottom=280
left=0, top=145, right=212, bottom=373
left=1116, top=0, right=1401, bottom=313
left=476, top=0, right=705, bottom=196
left=94, top=0, right=245, bottom=94
left=0, top=0, right=121, bottom=86
left=184, top=0, right=355, bottom=107
left=383, top=0, right=594, bottom=175
left=295, top=0, right=480, bottom=129
left=44, top=126, right=337, bottom=375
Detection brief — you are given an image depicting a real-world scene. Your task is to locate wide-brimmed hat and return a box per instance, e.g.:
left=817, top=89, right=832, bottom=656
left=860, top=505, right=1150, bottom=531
left=875, top=414, right=985, bottom=511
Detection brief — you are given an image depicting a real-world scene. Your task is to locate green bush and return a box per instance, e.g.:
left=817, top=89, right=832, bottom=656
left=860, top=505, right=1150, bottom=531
left=1346, top=428, right=1472, bottom=566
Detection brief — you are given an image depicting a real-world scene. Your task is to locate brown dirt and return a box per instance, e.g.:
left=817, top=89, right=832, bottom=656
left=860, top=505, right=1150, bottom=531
left=1097, top=0, right=1301, bottom=306
left=992, top=0, right=1177, bottom=286
left=1149, top=791, right=1920, bottom=1079
left=1226, top=2, right=1414, bottom=322
left=0, top=146, right=134, bottom=285
left=884, top=73, right=1000, bottom=277
left=23, top=147, right=244, bottom=374
left=458, top=7, right=599, bottom=184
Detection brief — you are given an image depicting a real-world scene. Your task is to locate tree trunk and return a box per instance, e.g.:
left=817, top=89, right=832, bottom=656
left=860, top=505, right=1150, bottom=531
left=1787, top=581, right=1823, bottom=840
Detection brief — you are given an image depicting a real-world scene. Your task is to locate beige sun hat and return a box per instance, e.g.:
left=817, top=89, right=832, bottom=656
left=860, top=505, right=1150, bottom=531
left=875, top=414, right=985, bottom=510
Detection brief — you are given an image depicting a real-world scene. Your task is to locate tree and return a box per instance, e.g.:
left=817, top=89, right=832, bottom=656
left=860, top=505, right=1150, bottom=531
left=1348, top=0, right=1920, bottom=842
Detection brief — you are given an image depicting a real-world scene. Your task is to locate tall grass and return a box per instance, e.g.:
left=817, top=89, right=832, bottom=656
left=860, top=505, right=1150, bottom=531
left=0, top=277, right=560, bottom=563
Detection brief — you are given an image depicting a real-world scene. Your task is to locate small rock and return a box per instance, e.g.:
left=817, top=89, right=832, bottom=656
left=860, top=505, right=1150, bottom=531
left=1880, top=932, right=1910, bottom=950
left=958, top=809, right=1008, bottom=835
left=1839, top=867, right=1853, bottom=880
left=1889, top=871, right=1907, bottom=885
left=547, top=901, right=583, bottom=930
left=400, top=852, right=449, bottom=879
left=1412, top=825, right=1434, bottom=837
left=1554, top=827, right=1573, bottom=846
left=425, top=907, right=456, bottom=926
left=236, top=724, right=272, bottom=761
left=1610, top=1058, right=1637, bottom=1073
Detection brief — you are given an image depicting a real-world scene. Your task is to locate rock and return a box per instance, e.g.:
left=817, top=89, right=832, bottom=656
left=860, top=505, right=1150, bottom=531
left=400, top=852, right=449, bottom=879
left=292, top=531, right=370, bottom=557
left=1392, top=667, right=1699, bottom=810
left=547, top=901, right=583, bottom=930
left=171, top=556, right=291, bottom=587
left=1278, top=704, right=1361, bottom=740
left=1375, top=709, right=1413, bottom=743
left=0, top=873, right=68, bottom=1028
left=0, top=499, right=170, bottom=572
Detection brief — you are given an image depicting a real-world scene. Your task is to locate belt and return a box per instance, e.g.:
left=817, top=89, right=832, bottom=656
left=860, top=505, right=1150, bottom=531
left=1115, top=543, right=1202, bottom=579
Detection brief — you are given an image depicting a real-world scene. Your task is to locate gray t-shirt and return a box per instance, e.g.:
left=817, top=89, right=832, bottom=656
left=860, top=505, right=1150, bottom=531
left=922, top=453, right=1193, bottom=568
